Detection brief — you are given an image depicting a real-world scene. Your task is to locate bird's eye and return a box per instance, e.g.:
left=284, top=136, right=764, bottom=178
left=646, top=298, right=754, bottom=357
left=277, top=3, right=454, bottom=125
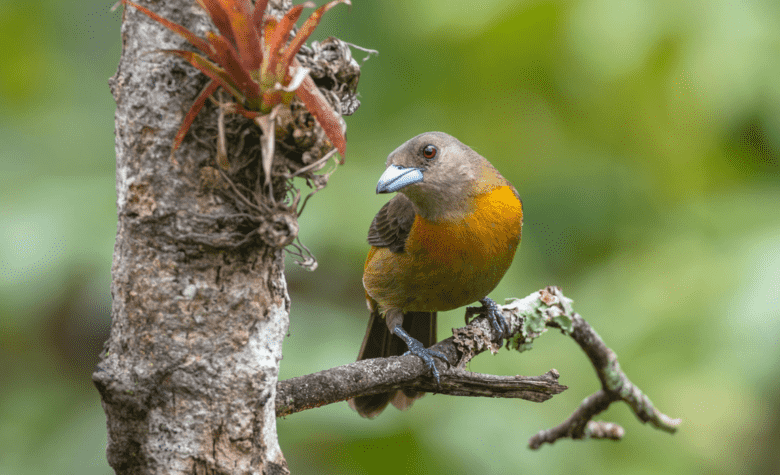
left=422, top=144, right=438, bottom=160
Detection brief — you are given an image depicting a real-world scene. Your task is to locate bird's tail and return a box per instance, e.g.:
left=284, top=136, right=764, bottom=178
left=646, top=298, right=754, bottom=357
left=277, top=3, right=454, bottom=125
left=348, top=310, right=437, bottom=418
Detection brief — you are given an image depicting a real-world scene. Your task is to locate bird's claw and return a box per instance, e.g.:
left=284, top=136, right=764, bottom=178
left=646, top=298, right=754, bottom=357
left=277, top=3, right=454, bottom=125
left=394, top=326, right=448, bottom=386
left=479, top=297, right=509, bottom=346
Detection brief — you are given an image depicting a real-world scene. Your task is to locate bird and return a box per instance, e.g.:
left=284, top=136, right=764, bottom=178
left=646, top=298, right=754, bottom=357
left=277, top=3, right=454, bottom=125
left=348, top=131, right=523, bottom=418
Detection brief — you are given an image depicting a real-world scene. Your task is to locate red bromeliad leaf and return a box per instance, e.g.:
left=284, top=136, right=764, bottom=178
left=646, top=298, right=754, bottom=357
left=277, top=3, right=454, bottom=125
left=172, top=80, right=220, bottom=152
left=296, top=73, right=346, bottom=159
left=279, top=0, right=350, bottom=73
left=196, top=0, right=235, bottom=45
left=262, top=3, right=312, bottom=80
left=260, top=16, right=279, bottom=91
left=251, top=0, right=271, bottom=33
left=166, top=50, right=246, bottom=103
left=122, top=0, right=214, bottom=59
left=206, top=32, right=260, bottom=105
left=216, top=0, right=262, bottom=71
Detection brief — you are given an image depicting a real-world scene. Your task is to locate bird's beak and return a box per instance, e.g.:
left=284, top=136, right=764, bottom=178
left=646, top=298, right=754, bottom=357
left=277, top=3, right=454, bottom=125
left=376, top=165, right=424, bottom=194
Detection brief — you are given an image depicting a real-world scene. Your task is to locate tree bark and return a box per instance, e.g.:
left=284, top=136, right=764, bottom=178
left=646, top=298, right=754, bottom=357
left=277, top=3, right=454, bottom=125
left=93, top=0, right=346, bottom=472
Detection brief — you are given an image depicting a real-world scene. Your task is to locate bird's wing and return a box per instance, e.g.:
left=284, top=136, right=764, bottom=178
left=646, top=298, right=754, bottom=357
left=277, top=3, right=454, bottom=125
left=367, top=194, right=416, bottom=253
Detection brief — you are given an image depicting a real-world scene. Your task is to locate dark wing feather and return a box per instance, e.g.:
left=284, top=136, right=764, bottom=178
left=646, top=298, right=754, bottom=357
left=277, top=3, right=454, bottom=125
left=367, top=194, right=416, bottom=253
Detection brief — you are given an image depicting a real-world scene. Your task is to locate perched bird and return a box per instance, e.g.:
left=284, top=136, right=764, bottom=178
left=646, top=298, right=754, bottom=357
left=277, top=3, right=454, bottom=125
left=349, top=132, right=524, bottom=418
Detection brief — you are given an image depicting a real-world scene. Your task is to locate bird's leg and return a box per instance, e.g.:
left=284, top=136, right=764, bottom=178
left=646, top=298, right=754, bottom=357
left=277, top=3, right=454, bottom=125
left=392, top=325, right=448, bottom=386
left=479, top=297, right=510, bottom=346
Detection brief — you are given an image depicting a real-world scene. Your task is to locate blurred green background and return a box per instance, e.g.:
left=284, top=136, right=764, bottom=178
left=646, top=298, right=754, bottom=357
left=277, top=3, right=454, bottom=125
left=1, top=0, right=779, bottom=473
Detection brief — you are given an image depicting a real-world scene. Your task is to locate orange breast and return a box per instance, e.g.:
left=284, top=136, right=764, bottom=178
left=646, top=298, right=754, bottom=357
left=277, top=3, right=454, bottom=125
left=363, top=186, right=523, bottom=313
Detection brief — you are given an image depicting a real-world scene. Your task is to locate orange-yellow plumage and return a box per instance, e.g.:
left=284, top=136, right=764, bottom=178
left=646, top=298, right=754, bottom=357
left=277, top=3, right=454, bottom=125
left=364, top=186, right=522, bottom=313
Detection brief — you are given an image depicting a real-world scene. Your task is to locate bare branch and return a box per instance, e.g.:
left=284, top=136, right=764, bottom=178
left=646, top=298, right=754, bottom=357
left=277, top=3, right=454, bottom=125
left=276, top=286, right=681, bottom=450
left=276, top=358, right=565, bottom=417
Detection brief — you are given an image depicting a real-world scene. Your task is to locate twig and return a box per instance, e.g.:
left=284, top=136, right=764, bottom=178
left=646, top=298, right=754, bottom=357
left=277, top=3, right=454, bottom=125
left=343, top=42, right=379, bottom=63
left=526, top=297, right=682, bottom=449
left=528, top=390, right=619, bottom=449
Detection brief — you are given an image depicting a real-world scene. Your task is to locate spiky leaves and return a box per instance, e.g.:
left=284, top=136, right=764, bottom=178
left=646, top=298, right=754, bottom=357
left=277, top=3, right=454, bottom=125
left=122, top=0, right=349, bottom=160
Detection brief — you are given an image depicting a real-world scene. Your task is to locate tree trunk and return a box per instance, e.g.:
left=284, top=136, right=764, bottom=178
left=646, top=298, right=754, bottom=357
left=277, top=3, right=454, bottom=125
left=92, top=0, right=352, bottom=472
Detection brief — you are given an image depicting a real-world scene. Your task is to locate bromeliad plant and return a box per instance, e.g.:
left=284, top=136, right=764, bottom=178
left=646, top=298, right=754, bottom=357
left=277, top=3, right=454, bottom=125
left=122, top=0, right=349, bottom=169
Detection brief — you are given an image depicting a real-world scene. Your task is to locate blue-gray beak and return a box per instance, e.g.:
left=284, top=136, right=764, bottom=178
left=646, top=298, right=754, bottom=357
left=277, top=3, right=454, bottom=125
left=376, top=165, right=424, bottom=194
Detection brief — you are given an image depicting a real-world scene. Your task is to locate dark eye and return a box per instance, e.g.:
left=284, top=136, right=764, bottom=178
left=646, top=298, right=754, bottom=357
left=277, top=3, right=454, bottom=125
left=422, top=144, right=437, bottom=160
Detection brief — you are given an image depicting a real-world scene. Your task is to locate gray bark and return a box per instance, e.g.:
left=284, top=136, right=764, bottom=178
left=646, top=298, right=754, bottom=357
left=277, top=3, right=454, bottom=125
left=93, top=1, right=358, bottom=473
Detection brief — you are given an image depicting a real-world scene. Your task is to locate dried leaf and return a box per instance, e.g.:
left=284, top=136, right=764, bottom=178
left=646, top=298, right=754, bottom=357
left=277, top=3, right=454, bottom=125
left=279, top=0, right=351, bottom=72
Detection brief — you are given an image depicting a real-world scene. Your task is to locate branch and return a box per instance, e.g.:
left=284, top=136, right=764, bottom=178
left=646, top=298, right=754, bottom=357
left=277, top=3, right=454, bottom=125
left=276, top=355, right=566, bottom=417
left=527, top=292, right=683, bottom=448
left=275, top=286, right=681, bottom=449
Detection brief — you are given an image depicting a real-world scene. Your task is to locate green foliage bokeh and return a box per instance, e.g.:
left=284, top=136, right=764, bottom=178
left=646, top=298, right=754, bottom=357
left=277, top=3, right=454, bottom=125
left=0, top=0, right=778, bottom=474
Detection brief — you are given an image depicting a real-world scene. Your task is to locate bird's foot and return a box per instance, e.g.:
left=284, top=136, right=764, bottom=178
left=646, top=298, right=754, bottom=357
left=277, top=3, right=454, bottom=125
left=478, top=297, right=510, bottom=346
left=393, top=325, right=448, bottom=386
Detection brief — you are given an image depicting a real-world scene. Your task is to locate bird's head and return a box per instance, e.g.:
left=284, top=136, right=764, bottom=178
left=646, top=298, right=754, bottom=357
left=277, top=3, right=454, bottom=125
left=376, top=132, right=486, bottom=220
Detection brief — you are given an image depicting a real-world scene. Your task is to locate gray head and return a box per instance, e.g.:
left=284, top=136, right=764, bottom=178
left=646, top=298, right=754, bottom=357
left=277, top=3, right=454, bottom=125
left=375, top=132, right=495, bottom=221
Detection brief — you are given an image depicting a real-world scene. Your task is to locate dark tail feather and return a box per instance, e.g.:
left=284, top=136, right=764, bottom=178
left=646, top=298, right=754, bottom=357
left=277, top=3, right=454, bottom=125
left=348, top=310, right=437, bottom=418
